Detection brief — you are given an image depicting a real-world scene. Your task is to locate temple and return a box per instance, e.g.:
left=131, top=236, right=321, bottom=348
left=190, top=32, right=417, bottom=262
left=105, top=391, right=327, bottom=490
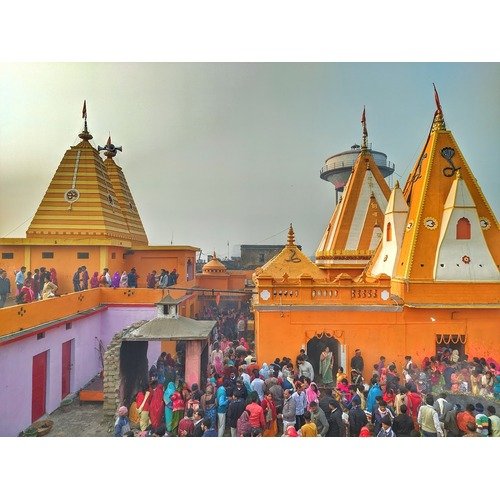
left=0, top=95, right=498, bottom=436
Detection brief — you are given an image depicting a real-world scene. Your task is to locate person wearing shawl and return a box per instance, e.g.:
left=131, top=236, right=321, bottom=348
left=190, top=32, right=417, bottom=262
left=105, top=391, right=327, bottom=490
left=261, top=391, right=278, bottom=436
left=200, top=384, right=217, bottom=429
left=135, top=385, right=151, bottom=431
left=170, top=382, right=186, bottom=435
left=236, top=409, right=252, bottom=436
left=49, top=268, right=58, bottom=286
left=111, top=271, right=120, bottom=288
left=163, top=381, right=176, bottom=433
left=90, top=271, right=99, bottom=289
left=239, top=337, right=249, bottom=351
left=319, top=346, right=334, bottom=386
left=210, top=343, right=224, bottom=376
left=148, top=380, right=165, bottom=430
left=119, top=271, right=128, bottom=287
left=259, top=363, right=271, bottom=379
left=366, top=377, right=383, bottom=413
left=305, top=381, right=320, bottom=408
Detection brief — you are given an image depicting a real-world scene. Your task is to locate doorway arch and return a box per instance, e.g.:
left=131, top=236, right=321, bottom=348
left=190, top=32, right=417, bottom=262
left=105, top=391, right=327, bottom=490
left=306, top=334, right=340, bottom=387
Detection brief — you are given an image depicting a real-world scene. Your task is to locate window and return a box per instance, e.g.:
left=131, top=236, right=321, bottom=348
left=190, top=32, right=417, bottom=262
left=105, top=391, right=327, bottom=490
left=111, top=252, right=116, bottom=259
left=1, top=253, right=14, bottom=259
left=42, top=252, right=54, bottom=259
left=259, top=253, right=265, bottom=263
left=37, top=333, right=46, bottom=340
left=386, top=222, right=392, bottom=241
left=77, top=252, right=89, bottom=259
left=456, top=218, right=471, bottom=240
left=65, top=322, right=72, bottom=330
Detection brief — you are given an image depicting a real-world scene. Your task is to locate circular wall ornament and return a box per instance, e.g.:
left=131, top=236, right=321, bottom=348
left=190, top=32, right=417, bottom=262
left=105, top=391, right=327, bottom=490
left=381, top=290, right=390, bottom=301
left=462, top=255, right=471, bottom=264
left=260, top=290, right=271, bottom=301
left=406, top=220, right=414, bottom=231
left=479, top=217, right=491, bottom=230
left=64, top=189, right=80, bottom=203
left=423, top=217, right=438, bottom=230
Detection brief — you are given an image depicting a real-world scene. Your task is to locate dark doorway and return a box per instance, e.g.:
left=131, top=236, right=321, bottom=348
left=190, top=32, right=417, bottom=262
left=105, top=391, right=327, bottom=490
left=120, top=341, right=149, bottom=408
left=306, top=336, right=340, bottom=386
left=436, top=334, right=466, bottom=360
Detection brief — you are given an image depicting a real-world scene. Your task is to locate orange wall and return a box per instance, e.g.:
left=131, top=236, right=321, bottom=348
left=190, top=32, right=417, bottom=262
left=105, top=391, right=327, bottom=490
left=254, top=306, right=500, bottom=381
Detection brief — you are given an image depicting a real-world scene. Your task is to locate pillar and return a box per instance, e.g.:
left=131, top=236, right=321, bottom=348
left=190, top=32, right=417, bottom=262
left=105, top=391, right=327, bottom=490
left=185, top=340, right=203, bottom=388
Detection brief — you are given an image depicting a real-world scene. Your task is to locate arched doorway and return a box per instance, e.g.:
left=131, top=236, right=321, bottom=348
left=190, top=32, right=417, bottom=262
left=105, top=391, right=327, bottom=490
left=306, top=335, right=340, bottom=387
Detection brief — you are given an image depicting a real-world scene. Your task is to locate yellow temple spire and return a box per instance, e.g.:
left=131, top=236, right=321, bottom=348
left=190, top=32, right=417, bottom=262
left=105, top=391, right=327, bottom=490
left=78, top=100, right=93, bottom=141
left=431, top=84, right=446, bottom=132
left=287, top=223, right=295, bottom=246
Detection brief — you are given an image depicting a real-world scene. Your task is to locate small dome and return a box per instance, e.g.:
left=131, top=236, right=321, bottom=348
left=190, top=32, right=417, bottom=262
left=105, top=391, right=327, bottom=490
left=202, top=253, right=226, bottom=273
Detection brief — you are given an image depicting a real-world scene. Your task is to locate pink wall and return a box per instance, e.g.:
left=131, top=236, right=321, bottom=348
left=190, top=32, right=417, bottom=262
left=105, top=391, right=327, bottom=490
left=0, top=305, right=158, bottom=436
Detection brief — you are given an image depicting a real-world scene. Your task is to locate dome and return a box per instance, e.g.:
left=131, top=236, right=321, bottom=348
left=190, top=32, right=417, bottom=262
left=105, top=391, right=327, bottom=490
left=202, top=253, right=227, bottom=273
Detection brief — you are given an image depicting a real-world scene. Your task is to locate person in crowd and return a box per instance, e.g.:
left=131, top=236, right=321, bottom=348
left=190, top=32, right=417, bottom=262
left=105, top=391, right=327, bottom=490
left=417, top=394, right=444, bottom=437
left=192, top=409, right=205, bottom=437
left=366, top=376, right=383, bottom=413
left=178, top=408, right=195, bottom=437
left=326, top=399, right=346, bottom=437
left=246, top=391, right=265, bottom=435
left=261, top=391, right=278, bottom=437
left=300, top=410, right=317, bottom=437
left=280, top=388, right=296, bottom=436
left=135, top=384, right=151, bottom=431
left=127, top=268, right=138, bottom=288
left=42, top=272, right=58, bottom=299
left=456, top=403, right=476, bottom=435
left=200, top=384, right=217, bottom=430
left=72, top=267, right=82, bottom=292
left=119, top=271, right=128, bottom=288
left=297, top=354, right=315, bottom=381
left=216, top=380, right=229, bottom=437
left=377, top=414, right=396, bottom=437
left=114, top=406, right=131, bottom=437
left=348, top=396, right=368, bottom=437
left=90, top=271, right=100, bottom=288
left=148, top=379, right=165, bottom=430
left=392, top=404, right=414, bottom=437
left=201, top=417, right=217, bottom=437
left=236, top=409, right=252, bottom=437
left=292, top=383, right=307, bottom=430
left=319, top=345, right=334, bottom=386
left=111, top=271, right=121, bottom=288
left=474, top=403, right=489, bottom=437
left=0, top=270, right=11, bottom=308
left=147, top=270, right=157, bottom=288
left=80, top=266, right=89, bottom=290
left=487, top=406, right=500, bottom=437
left=350, top=348, right=364, bottom=382
left=309, top=401, right=329, bottom=437
left=15, top=266, right=26, bottom=294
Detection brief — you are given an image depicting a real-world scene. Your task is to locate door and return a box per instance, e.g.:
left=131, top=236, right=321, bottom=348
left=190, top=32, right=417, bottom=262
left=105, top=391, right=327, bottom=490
left=32, top=351, right=48, bottom=422
left=61, top=340, right=73, bottom=399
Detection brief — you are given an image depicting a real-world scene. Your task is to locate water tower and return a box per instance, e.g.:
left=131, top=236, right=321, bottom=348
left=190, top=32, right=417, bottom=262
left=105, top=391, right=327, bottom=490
left=320, top=143, right=395, bottom=204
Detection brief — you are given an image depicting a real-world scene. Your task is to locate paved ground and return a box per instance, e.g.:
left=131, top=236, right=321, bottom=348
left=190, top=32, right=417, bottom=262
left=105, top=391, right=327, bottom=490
left=36, top=397, right=113, bottom=437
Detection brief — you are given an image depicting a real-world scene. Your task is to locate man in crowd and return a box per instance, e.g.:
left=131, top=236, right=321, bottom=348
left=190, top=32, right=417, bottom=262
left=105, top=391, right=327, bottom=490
left=280, top=388, right=296, bottom=436
left=350, top=348, right=364, bottom=382
left=309, top=401, right=329, bottom=437
left=15, top=266, right=26, bottom=294
left=417, top=394, right=444, bottom=437
left=0, top=270, right=11, bottom=308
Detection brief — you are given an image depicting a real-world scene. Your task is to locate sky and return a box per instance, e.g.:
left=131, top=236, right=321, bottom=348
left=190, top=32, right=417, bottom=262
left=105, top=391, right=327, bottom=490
left=1, top=62, right=499, bottom=259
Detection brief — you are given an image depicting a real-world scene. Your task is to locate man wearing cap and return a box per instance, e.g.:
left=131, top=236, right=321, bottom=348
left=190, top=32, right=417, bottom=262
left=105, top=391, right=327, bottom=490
left=474, top=403, right=489, bottom=436
left=376, top=414, right=396, bottom=437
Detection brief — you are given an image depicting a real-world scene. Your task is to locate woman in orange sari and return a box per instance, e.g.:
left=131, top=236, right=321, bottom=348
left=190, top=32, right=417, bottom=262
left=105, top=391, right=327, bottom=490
left=261, top=391, right=277, bottom=436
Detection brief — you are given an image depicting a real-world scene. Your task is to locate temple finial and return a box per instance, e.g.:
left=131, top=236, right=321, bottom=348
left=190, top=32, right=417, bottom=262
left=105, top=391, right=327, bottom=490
left=98, top=133, right=122, bottom=158
left=78, top=100, right=93, bottom=141
left=431, top=84, right=446, bottom=132
left=287, top=223, right=295, bottom=246
left=361, top=106, right=368, bottom=150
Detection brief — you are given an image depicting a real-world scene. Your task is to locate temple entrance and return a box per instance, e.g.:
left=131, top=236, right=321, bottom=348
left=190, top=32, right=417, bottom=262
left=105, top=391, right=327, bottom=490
left=306, top=336, right=340, bottom=387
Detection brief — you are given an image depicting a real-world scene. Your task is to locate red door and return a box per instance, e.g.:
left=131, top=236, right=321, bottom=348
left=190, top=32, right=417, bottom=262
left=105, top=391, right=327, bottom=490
left=32, top=351, right=48, bottom=422
left=61, top=340, right=73, bottom=399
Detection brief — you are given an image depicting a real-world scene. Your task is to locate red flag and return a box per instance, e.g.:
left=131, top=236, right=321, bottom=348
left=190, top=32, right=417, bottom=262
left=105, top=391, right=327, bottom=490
left=82, top=100, right=87, bottom=120
left=433, top=83, right=442, bottom=114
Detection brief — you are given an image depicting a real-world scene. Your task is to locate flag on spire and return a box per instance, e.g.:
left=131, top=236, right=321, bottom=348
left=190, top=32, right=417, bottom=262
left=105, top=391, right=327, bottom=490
left=82, top=100, right=87, bottom=120
left=433, top=83, right=442, bottom=114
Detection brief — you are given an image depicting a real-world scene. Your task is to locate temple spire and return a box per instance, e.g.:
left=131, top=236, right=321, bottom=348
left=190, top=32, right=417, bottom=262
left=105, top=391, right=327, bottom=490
left=287, top=223, right=295, bottom=246
left=431, top=84, right=446, bottom=132
left=361, top=106, right=368, bottom=150
left=78, top=100, right=93, bottom=141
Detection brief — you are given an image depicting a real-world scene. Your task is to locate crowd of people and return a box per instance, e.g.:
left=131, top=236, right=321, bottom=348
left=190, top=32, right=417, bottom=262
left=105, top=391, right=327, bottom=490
left=0, top=265, right=181, bottom=307
left=0, top=266, right=59, bottom=306
left=114, top=334, right=500, bottom=437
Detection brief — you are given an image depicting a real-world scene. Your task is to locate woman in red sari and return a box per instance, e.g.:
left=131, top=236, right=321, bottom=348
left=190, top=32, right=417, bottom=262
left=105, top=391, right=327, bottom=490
left=261, top=391, right=278, bottom=436
left=148, top=380, right=165, bottom=430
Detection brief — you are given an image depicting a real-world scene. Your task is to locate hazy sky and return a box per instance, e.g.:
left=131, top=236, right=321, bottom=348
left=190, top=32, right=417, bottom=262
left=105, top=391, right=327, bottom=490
left=0, top=63, right=499, bottom=258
